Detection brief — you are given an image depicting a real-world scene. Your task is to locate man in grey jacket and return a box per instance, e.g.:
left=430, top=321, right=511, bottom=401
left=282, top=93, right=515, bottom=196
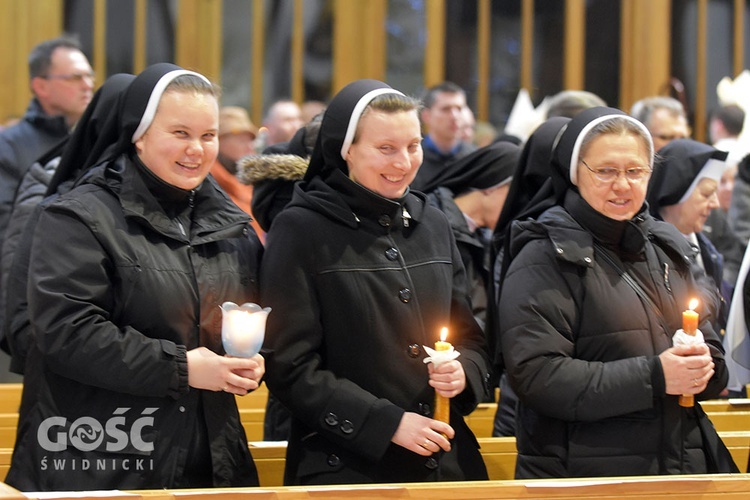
left=0, top=35, right=93, bottom=379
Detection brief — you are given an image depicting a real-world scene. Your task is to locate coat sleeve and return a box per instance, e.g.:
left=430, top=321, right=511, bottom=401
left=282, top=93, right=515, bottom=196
left=446, top=229, right=492, bottom=414
left=499, top=239, right=660, bottom=422
left=260, top=210, right=404, bottom=463
left=28, top=200, right=189, bottom=398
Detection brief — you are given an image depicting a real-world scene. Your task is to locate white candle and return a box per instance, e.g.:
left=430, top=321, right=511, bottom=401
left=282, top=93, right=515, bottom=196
left=220, top=302, right=270, bottom=358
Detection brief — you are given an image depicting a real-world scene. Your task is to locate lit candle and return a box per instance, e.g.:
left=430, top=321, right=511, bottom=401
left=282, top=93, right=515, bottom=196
left=682, top=298, right=699, bottom=335
left=679, top=298, right=699, bottom=408
left=220, top=302, right=270, bottom=358
left=433, top=327, right=451, bottom=425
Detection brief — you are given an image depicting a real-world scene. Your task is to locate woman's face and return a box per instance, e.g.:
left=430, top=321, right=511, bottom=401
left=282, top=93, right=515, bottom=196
left=134, top=90, right=219, bottom=190
left=576, top=132, right=651, bottom=221
left=345, top=109, right=423, bottom=199
left=660, top=177, right=720, bottom=234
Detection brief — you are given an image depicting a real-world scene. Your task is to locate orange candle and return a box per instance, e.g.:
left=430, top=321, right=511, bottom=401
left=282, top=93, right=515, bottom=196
left=433, top=327, right=451, bottom=425
left=682, top=299, right=699, bottom=335
left=679, top=299, right=699, bottom=408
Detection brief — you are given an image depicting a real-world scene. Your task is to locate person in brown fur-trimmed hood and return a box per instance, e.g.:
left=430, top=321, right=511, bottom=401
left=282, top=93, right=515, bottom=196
left=237, top=113, right=321, bottom=233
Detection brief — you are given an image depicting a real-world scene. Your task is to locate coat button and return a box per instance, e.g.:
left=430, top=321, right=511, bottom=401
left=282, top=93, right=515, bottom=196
left=407, top=344, right=421, bottom=358
left=327, top=454, right=341, bottom=467
left=378, top=215, right=391, bottom=227
left=399, top=288, right=412, bottom=302
left=325, top=413, right=339, bottom=426
left=340, top=420, right=354, bottom=434
left=385, top=247, right=399, bottom=260
left=418, top=403, right=431, bottom=416
left=425, top=457, right=438, bottom=470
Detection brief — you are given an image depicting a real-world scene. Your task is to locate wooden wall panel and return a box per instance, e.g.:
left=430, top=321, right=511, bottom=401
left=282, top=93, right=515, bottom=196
left=0, top=0, right=63, bottom=123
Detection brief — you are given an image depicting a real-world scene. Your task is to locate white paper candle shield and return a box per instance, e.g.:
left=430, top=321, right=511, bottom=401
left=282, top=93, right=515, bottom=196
left=220, top=302, right=271, bottom=358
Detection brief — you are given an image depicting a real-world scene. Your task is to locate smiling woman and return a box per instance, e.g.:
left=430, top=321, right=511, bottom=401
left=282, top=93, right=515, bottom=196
left=260, top=79, right=491, bottom=486
left=496, top=107, right=731, bottom=479
left=6, top=63, right=265, bottom=491
left=646, top=138, right=731, bottom=329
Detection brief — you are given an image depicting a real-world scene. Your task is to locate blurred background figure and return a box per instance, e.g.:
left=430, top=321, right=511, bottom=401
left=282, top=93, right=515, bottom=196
left=709, top=104, right=747, bottom=214
left=412, top=81, right=477, bottom=191
left=300, top=99, right=327, bottom=125
left=460, top=105, right=476, bottom=145
left=630, top=96, right=691, bottom=151
left=213, top=106, right=264, bottom=240
left=473, top=121, right=498, bottom=148
left=0, top=35, right=94, bottom=380
left=259, top=99, right=303, bottom=151
left=545, top=90, right=607, bottom=119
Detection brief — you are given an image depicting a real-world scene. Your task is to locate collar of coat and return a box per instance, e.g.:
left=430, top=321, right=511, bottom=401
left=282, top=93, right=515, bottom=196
left=86, top=154, right=251, bottom=244
left=290, top=168, right=428, bottom=230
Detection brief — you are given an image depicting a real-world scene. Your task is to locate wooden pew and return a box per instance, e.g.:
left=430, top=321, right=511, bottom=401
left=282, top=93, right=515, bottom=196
left=2, top=473, right=748, bottom=499
left=0, top=433, right=747, bottom=489
left=703, top=412, right=750, bottom=432
left=0, top=387, right=21, bottom=415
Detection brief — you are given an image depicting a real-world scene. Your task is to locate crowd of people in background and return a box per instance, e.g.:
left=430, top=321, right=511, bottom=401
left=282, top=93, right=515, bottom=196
left=0, top=34, right=749, bottom=490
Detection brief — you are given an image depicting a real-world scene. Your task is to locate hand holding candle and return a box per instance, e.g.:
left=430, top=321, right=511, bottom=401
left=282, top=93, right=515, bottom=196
left=676, top=299, right=702, bottom=408
left=220, top=302, right=271, bottom=358
left=433, top=328, right=452, bottom=424
left=423, top=327, right=460, bottom=426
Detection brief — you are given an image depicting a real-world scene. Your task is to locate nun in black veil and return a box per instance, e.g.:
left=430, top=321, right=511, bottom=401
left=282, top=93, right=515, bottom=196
left=261, top=79, right=490, bottom=485
left=496, top=107, right=729, bottom=478
left=485, top=116, right=571, bottom=436
left=420, top=140, right=520, bottom=332
left=7, top=63, right=264, bottom=490
left=2, top=73, right=135, bottom=375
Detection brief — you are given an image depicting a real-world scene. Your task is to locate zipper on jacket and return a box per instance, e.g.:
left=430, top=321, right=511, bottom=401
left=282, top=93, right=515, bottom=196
left=663, top=262, right=672, bottom=294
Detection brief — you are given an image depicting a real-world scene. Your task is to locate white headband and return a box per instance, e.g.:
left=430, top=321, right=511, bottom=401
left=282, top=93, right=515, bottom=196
left=131, top=69, right=211, bottom=143
left=339, top=88, right=406, bottom=160
left=569, top=114, right=654, bottom=185
left=677, top=158, right=727, bottom=204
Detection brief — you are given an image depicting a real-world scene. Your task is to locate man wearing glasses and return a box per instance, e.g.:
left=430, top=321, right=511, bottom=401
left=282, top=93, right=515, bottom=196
left=0, top=35, right=93, bottom=380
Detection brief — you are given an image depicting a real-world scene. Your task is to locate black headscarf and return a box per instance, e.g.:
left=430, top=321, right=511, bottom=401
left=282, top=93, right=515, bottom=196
left=486, top=117, right=570, bottom=372
left=552, top=106, right=654, bottom=187
left=46, top=73, right=135, bottom=196
left=417, top=140, right=520, bottom=195
left=304, top=79, right=405, bottom=182
left=646, top=138, right=728, bottom=216
left=491, top=117, right=571, bottom=248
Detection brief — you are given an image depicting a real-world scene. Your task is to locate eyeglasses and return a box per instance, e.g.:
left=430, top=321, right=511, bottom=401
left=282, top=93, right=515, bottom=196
left=580, top=159, right=651, bottom=184
left=42, top=72, right=95, bottom=84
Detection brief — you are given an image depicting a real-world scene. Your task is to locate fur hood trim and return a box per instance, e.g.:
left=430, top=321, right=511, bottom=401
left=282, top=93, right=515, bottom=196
left=237, top=154, right=309, bottom=185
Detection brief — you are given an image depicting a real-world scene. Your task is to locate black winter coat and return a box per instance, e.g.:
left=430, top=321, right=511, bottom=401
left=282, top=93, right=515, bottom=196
left=499, top=193, right=728, bottom=478
left=425, top=186, right=490, bottom=330
left=260, top=170, right=491, bottom=485
left=6, top=155, right=262, bottom=490
left=0, top=99, right=68, bottom=276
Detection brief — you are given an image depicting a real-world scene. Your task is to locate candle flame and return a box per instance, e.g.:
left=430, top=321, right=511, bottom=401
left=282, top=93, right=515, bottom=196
left=689, top=298, right=699, bottom=311
left=440, top=327, right=448, bottom=342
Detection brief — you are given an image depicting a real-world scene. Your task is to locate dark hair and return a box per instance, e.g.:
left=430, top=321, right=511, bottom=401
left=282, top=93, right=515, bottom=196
left=421, top=81, right=465, bottom=109
left=28, top=35, right=83, bottom=79
left=711, top=104, right=745, bottom=136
